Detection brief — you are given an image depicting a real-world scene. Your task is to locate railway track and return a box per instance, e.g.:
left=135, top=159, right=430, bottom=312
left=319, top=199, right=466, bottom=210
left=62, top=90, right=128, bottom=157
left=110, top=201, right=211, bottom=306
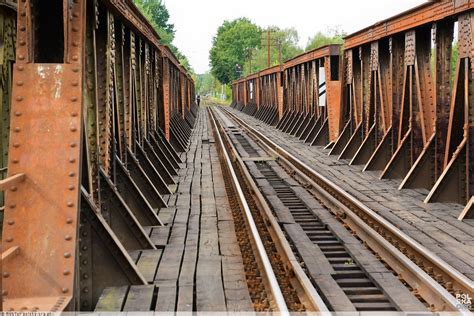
left=208, top=107, right=328, bottom=313
left=213, top=105, right=473, bottom=313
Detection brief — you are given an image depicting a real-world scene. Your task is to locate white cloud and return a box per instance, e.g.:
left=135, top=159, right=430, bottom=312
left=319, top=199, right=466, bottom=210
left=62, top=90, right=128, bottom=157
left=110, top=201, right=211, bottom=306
left=164, top=0, right=425, bottom=74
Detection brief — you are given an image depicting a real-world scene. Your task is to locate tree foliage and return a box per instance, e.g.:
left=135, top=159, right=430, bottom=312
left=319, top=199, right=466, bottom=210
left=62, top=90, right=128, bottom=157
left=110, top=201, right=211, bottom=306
left=134, top=0, right=175, bottom=45
left=306, top=27, right=346, bottom=51
left=246, top=27, right=303, bottom=75
left=209, top=18, right=262, bottom=84
left=133, top=0, right=194, bottom=74
left=196, top=72, right=232, bottom=101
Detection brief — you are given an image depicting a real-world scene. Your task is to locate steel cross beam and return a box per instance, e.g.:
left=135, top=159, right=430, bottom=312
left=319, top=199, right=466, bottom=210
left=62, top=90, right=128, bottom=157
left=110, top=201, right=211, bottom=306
left=1, top=0, right=194, bottom=312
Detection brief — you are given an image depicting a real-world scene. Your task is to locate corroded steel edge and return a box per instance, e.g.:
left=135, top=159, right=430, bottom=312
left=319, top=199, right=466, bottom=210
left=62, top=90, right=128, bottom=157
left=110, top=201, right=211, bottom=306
left=344, top=0, right=474, bottom=48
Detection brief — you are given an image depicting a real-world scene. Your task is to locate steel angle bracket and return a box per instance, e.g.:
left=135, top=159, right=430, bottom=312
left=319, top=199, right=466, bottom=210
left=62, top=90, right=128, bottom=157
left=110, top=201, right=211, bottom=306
left=79, top=189, right=147, bottom=310
left=113, top=157, right=163, bottom=227
left=154, top=128, right=183, bottom=166
left=135, top=142, right=175, bottom=186
left=99, top=169, right=156, bottom=251
left=144, top=138, right=178, bottom=177
left=125, top=148, right=168, bottom=207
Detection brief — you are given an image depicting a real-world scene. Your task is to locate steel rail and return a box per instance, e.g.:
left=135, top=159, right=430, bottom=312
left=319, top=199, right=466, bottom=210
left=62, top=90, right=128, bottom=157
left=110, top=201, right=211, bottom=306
left=220, top=106, right=473, bottom=313
left=209, top=107, right=329, bottom=313
left=207, top=108, right=289, bottom=314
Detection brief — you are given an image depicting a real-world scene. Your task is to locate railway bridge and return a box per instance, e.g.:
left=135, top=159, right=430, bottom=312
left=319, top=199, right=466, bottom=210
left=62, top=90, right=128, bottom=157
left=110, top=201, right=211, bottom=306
left=0, top=0, right=473, bottom=313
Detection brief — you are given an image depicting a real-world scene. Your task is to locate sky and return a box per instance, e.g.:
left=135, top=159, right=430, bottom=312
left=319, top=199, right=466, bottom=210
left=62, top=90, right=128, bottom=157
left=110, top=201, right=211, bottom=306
left=164, top=0, right=425, bottom=74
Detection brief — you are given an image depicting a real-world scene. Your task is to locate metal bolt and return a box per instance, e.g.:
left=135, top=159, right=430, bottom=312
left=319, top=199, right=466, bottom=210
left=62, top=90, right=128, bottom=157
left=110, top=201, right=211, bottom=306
left=13, top=143, right=20, bottom=148
left=64, top=252, right=71, bottom=258
left=71, top=96, right=78, bottom=102
left=2, top=290, right=8, bottom=296
left=70, top=142, right=77, bottom=148
left=70, top=126, right=77, bottom=132
left=14, top=127, right=21, bottom=132
left=62, top=288, right=69, bottom=294
left=67, top=201, right=74, bottom=207
left=3, top=272, right=10, bottom=278
left=63, top=269, right=70, bottom=275
left=10, top=186, right=17, bottom=192
left=68, top=185, right=75, bottom=191
left=17, top=65, right=24, bottom=71
left=15, top=111, right=22, bottom=116
left=16, top=81, right=24, bottom=86
left=7, top=220, right=14, bottom=225
left=69, top=158, right=76, bottom=163
left=12, top=159, right=19, bottom=164
left=71, top=112, right=78, bottom=117
left=66, top=217, right=73, bottom=224
left=18, top=55, right=25, bottom=61
left=83, top=273, right=89, bottom=279
left=72, top=55, right=79, bottom=61
left=6, top=237, right=13, bottom=242
left=72, top=81, right=79, bottom=87
left=9, top=204, right=16, bottom=209
left=65, top=235, right=72, bottom=241
left=69, top=172, right=75, bottom=177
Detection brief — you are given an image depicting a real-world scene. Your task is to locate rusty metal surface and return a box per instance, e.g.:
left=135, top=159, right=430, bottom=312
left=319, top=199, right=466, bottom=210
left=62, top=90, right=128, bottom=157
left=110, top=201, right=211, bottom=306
left=283, top=44, right=340, bottom=69
left=3, top=63, right=83, bottom=310
left=231, top=1, right=472, bottom=211
left=0, top=3, right=15, bottom=201
left=1, top=0, right=195, bottom=311
left=344, top=0, right=474, bottom=49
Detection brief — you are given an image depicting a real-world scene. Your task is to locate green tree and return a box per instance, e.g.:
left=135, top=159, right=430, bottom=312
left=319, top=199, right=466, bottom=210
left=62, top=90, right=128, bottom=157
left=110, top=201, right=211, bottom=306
left=210, top=18, right=261, bottom=84
left=134, top=0, right=175, bottom=45
left=133, top=0, right=194, bottom=74
left=247, top=27, right=303, bottom=75
left=306, top=27, right=346, bottom=51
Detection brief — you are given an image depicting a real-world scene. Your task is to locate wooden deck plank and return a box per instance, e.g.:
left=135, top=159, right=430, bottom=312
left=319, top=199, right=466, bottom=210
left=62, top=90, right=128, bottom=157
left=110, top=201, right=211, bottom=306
left=149, top=226, right=171, bottom=247
left=155, top=243, right=185, bottom=285
left=95, top=286, right=129, bottom=311
left=196, top=257, right=227, bottom=311
left=122, top=285, right=155, bottom=311
left=155, top=286, right=178, bottom=311
left=136, top=249, right=163, bottom=283
left=177, top=285, right=194, bottom=312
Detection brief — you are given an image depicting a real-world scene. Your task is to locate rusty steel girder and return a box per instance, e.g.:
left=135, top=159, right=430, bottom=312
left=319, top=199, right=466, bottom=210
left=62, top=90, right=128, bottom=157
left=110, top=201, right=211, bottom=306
left=2, top=0, right=194, bottom=312
left=2, top=0, right=86, bottom=311
left=0, top=1, right=15, bottom=207
left=231, top=0, right=473, bottom=214
left=277, top=45, right=342, bottom=145
left=254, top=65, right=281, bottom=125
left=160, top=45, right=196, bottom=152
left=233, top=45, right=343, bottom=145
left=327, top=0, right=473, bottom=214
left=232, top=79, right=246, bottom=111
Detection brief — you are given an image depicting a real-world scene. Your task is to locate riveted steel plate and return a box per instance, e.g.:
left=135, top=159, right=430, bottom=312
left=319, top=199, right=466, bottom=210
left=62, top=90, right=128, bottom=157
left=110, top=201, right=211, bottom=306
left=2, top=63, right=82, bottom=310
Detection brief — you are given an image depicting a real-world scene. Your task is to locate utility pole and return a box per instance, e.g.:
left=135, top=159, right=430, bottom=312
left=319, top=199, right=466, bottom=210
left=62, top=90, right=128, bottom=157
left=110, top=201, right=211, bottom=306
left=246, top=48, right=253, bottom=74
left=267, top=29, right=271, bottom=67
left=277, top=39, right=282, bottom=68
left=261, top=28, right=281, bottom=68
